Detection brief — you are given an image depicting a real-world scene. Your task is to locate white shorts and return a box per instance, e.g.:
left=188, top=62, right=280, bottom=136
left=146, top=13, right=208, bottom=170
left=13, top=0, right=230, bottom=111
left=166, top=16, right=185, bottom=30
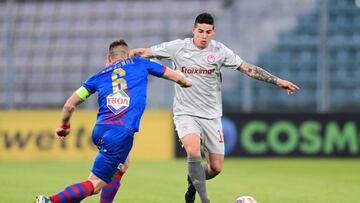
left=174, top=115, right=224, bottom=155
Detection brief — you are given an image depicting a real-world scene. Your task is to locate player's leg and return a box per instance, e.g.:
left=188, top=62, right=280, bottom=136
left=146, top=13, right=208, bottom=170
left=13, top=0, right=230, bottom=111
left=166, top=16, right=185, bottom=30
left=201, top=117, right=225, bottom=180
left=181, top=133, right=210, bottom=203
left=99, top=157, right=130, bottom=203
left=176, top=116, right=224, bottom=203
left=36, top=172, right=107, bottom=203
left=204, top=152, right=224, bottom=179
left=36, top=150, right=122, bottom=203
left=35, top=125, right=134, bottom=203
left=35, top=177, right=97, bottom=203
left=185, top=173, right=196, bottom=203
left=183, top=148, right=223, bottom=203
left=92, top=125, right=133, bottom=203
left=175, top=115, right=210, bottom=203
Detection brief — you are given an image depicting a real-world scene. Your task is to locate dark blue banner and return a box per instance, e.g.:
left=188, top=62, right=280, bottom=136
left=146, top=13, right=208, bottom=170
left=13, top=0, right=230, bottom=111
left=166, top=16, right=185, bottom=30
left=175, top=113, right=360, bottom=157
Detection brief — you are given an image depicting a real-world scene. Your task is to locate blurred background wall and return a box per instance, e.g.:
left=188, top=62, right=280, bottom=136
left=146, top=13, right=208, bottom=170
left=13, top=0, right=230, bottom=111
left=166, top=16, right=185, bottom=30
left=1, top=0, right=359, bottom=112
left=1, top=0, right=359, bottom=159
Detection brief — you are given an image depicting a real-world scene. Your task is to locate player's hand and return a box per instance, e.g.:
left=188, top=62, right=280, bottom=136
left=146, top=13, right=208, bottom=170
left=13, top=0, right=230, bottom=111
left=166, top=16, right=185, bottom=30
left=176, top=71, right=192, bottom=88
left=276, top=79, right=300, bottom=95
left=55, top=124, right=71, bottom=141
left=181, top=78, right=192, bottom=88
left=129, top=48, right=145, bottom=57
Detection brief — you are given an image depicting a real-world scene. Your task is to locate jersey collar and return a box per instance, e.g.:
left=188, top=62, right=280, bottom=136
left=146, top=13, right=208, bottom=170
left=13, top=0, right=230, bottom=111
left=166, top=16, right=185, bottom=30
left=110, top=58, right=125, bottom=65
left=190, top=38, right=213, bottom=51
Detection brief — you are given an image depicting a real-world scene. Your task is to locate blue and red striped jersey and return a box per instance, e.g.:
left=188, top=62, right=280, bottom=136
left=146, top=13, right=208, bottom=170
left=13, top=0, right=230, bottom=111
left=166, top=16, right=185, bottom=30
left=82, top=57, right=165, bottom=132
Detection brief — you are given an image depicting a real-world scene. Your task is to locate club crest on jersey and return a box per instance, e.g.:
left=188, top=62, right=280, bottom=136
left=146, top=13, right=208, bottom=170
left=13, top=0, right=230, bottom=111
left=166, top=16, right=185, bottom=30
left=206, top=54, right=216, bottom=64
left=107, top=90, right=130, bottom=115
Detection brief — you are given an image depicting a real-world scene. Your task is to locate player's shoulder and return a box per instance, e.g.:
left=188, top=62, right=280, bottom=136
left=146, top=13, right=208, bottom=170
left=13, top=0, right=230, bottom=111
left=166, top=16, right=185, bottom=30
left=86, top=66, right=106, bottom=83
left=154, top=38, right=184, bottom=47
left=152, top=39, right=185, bottom=53
left=131, top=57, right=161, bottom=66
left=210, top=40, right=228, bottom=50
left=183, top=37, right=198, bottom=47
left=165, top=38, right=186, bottom=47
left=132, top=56, right=149, bottom=63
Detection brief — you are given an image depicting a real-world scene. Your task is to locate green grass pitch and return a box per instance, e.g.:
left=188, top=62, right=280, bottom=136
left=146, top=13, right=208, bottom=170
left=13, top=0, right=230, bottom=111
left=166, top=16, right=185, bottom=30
left=1, top=158, right=359, bottom=203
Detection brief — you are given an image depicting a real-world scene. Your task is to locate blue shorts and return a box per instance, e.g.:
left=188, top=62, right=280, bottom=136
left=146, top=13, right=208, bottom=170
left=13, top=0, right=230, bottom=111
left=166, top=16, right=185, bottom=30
left=91, top=124, right=134, bottom=183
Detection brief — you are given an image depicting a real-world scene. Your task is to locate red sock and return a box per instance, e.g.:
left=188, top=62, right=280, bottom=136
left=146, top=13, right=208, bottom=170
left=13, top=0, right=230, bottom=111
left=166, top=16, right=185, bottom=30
left=50, top=180, right=94, bottom=203
left=100, top=170, right=124, bottom=203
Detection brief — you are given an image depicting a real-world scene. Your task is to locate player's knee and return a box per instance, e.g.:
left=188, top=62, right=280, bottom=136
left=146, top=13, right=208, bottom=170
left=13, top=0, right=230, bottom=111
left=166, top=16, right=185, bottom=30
left=212, top=168, right=222, bottom=175
left=186, top=148, right=201, bottom=157
left=91, top=183, right=103, bottom=194
left=120, top=158, right=130, bottom=173
left=87, top=175, right=107, bottom=194
left=184, top=143, right=201, bottom=157
left=119, top=165, right=128, bottom=173
left=209, top=164, right=223, bottom=175
left=93, top=188, right=101, bottom=194
left=92, top=181, right=109, bottom=194
left=181, top=134, right=201, bottom=157
left=119, top=163, right=129, bottom=173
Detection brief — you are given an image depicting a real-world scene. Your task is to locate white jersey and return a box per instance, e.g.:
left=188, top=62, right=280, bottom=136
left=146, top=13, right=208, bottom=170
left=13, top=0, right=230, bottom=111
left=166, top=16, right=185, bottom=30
left=151, top=38, right=243, bottom=118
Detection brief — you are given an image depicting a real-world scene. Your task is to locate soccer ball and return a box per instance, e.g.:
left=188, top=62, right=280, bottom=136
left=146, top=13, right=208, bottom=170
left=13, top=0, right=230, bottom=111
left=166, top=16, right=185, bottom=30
left=234, top=196, right=258, bottom=203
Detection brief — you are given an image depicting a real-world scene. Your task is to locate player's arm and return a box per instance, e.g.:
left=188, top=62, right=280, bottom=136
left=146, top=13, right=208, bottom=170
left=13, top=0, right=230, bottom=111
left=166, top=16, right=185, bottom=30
left=162, top=67, right=192, bottom=88
left=129, top=48, right=154, bottom=58
left=238, top=61, right=300, bottom=94
left=55, top=86, right=92, bottom=139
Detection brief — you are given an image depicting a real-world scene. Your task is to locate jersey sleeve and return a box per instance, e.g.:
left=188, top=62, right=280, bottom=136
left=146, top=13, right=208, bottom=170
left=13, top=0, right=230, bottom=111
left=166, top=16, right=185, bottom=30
left=150, top=39, right=183, bottom=60
left=146, top=59, right=166, bottom=77
left=82, top=74, right=97, bottom=94
left=221, top=42, right=244, bottom=70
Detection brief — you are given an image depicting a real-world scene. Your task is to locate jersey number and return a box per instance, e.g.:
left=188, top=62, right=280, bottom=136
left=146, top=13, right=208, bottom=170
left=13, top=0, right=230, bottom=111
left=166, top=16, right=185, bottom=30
left=112, top=68, right=127, bottom=92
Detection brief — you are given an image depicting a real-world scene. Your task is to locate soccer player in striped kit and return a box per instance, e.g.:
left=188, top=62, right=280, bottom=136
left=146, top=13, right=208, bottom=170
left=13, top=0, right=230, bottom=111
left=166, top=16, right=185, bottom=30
left=131, top=13, right=300, bottom=203
left=35, top=39, right=192, bottom=203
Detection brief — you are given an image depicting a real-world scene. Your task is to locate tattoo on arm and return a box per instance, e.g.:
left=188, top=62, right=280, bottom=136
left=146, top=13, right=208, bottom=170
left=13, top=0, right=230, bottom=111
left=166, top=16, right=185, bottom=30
left=238, top=62, right=278, bottom=85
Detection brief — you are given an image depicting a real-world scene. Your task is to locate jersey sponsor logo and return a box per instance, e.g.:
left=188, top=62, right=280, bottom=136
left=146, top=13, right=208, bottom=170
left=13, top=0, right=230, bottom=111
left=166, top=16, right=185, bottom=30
left=181, top=66, right=215, bottom=75
left=106, top=89, right=130, bottom=115
left=207, top=54, right=216, bottom=63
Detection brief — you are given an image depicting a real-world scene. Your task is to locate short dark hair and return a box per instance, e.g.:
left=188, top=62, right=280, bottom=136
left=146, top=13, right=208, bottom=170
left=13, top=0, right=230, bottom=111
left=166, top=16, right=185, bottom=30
left=109, top=39, right=128, bottom=51
left=108, top=39, right=129, bottom=59
left=194, top=12, right=215, bottom=26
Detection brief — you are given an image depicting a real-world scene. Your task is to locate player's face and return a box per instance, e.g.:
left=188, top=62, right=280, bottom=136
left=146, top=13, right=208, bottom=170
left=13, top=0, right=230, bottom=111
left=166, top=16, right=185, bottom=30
left=192, top=23, right=216, bottom=49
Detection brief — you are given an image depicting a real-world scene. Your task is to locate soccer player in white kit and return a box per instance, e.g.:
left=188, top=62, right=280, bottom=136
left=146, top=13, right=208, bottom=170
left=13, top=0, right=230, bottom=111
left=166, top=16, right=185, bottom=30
left=131, top=13, right=300, bottom=203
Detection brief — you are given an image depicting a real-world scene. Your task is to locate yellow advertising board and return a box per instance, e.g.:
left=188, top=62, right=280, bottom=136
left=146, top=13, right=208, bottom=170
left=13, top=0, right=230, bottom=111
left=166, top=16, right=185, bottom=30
left=0, top=110, right=174, bottom=160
